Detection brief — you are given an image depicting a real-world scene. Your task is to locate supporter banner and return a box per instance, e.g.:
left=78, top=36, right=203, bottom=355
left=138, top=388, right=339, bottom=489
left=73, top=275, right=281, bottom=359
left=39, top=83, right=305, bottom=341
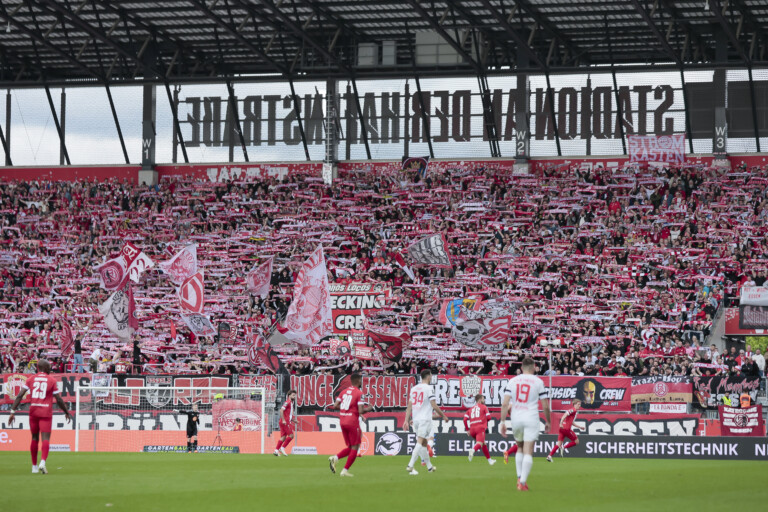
left=329, top=282, right=391, bottom=333
left=692, top=375, right=761, bottom=408
left=650, top=403, right=688, bottom=414
left=433, top=375, right=631, bottom=411
left=719, top=405, right=765, bottom=437
left=158, top=244, right=198, bottom=286
left=631, top=376, right=692, bottom=404
left=0, top=373, right=277, bottom=405
left=289, top=374, right=415, bottom=409
left=306, top=411, right=701, bottom=437
left=374, top=433, right=768, bottom=460
left=724, top=307, right=765, bottom=336
left=739, top=305, right=768, bottom=329
left=212, top=399, right=263, bottom=431
left=628, top=134, right=685, bottom=163
left=739, top=286, right=768, bottom=306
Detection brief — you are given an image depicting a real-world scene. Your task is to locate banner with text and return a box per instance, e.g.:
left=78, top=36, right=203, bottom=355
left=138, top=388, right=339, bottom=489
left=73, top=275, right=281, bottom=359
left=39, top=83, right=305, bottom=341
left=692, top=375, right=761, bottom=409
left=289, top=374, right=415, bottom=409
left=627, top=134, right=685, bottom=163
left=719, top=405, right=765, bottom=437
left=631, top=376, right=692, bottom=404
left=330, top=282, right=391, bottom=333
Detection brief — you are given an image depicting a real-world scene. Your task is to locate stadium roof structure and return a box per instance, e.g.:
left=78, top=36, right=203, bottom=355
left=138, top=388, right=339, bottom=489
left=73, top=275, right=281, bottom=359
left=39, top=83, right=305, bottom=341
left=0, top=0, right=767, bottom=88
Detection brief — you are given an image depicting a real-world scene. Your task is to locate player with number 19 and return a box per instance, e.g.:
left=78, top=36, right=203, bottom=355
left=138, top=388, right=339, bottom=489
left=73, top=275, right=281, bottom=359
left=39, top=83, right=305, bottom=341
left=327, top=374, right=372, bottom=477
left=500, top=358, right=551, bottom=491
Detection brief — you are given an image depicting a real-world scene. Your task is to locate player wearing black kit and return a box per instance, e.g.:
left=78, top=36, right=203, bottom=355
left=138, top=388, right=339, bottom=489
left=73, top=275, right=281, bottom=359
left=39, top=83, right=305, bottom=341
left=173, top=404, right=200, bottom=453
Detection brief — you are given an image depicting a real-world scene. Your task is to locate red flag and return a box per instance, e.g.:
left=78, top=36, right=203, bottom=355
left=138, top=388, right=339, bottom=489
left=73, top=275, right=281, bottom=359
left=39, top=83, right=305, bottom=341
left=179, top=271, right=205, bottom=315
left=127, top=284, right=139, bottom=331
left=246, top=325, right=285, bottom=374
left=58, top=315, right=74, bottom=357
left=170, top=321, right=177, bottom=342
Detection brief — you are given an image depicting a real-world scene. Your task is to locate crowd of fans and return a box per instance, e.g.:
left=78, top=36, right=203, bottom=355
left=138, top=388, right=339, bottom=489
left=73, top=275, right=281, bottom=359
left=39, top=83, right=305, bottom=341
left=0, top=160, right=767, bottom=382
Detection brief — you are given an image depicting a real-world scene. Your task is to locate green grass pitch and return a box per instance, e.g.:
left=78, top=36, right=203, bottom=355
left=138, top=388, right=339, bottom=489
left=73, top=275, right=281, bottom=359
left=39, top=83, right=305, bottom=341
left=1, top=452, right=765, bottom=512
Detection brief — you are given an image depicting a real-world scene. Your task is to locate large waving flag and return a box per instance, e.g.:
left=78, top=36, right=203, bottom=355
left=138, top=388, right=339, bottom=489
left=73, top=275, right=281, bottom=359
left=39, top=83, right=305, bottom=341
left=246, top=257, right=273, bottom=298
left=407, top=233, right=452, bottom=266
left=98, top=285, right=136, bottom=342
left=94, top=243, right=154, bottom=290
left=284, top=245, right=333, bottom=345
left=159, top=244, right=198, bottom=285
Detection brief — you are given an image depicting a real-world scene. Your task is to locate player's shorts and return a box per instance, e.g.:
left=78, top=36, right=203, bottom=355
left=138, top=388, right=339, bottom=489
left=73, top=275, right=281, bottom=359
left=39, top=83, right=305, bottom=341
left=558, top=428, right=578, bottom=442
left=413, top=419, right=434, bottom=440
left=341, top=424, right=362, bottom=447
left=469, top=426, right=486, bottom=444
left=29, top=412, right=52, bottom=436
left=186, top=428, right=198, bottom=438
left=279, top=422, right=294, bottom=437
left=510, top=417, right=540, bottom=442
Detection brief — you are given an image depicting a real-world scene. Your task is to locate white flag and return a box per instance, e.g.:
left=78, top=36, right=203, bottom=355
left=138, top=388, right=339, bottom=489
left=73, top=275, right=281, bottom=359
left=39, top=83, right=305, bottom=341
left=98, top=287, right=134, bottom=342
left=181, top=314, right=217, bottom=337
left=158, top=244, right=198, bottom=285
left=284, top=245, right=333, bottom=345
left=246, top=257, right=273, bottom=298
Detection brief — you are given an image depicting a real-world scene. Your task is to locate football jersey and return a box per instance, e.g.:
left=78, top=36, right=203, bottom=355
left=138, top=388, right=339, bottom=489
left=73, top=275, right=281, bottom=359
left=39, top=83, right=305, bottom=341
left=23, top=373, right=59, bottom=418
left=409, top=383, right=436, bottom=422
left=464, top=402, right=491, bottom=430
left=561, top=408, right=578, bottom=430
left=504, top=374, right=548, bottom=420
left=337, top=386, right=364, bottom=427
left=280, top=398, right=294, bottom=424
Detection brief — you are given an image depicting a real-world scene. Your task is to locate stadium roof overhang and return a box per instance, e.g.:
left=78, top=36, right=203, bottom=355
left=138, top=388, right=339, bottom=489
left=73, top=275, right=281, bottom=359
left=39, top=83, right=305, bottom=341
left=0, top=0, right=767, bottom=88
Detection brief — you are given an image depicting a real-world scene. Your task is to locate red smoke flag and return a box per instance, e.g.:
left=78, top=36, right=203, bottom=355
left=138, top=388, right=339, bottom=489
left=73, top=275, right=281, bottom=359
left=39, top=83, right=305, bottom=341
left=178, top=271, right=205, bottom=315
left=284, top=245, right=333, bottom=345
left=246, top=257, right=273, bottom=298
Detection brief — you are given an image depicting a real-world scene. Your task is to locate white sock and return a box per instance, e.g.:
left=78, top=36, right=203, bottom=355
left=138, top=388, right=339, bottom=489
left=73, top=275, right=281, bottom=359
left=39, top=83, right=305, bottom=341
left=521, top=454, right=533, bottom=484
left=515, top=451, right=524, bottom=478
left=421, top=445, right=433, bottom=469
left=408, top=446, right=421, bottom=468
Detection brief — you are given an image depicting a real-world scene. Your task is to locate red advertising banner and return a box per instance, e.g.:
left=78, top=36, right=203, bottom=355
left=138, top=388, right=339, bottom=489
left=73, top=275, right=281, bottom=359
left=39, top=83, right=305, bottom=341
left=330, top=282, right=391, bottom=333
left=631, top=376, right=692, bottom=404
left=718, top=405, right=765, bottom=437
left=433, top=375, right=631, bottom=412
left=0, top=373, right=90, bottom=405
left=289, top=374, right=415, bottom=409
left=628, top=134, right=686, bottom=163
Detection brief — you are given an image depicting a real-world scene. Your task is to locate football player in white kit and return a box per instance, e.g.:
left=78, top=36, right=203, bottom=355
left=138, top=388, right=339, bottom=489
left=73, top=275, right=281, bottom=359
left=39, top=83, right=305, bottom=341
left=500, top=357, right=551, bottom=491
left=403, top=369, right=449, bottom=475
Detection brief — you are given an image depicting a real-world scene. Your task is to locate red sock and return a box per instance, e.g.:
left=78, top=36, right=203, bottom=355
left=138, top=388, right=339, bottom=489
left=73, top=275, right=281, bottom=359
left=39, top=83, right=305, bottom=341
left=564, top=441, right=577, bottom=450
left=481, top=445, right=491, bottom=459
left=30, top=440, right=39, bottom=466
left=336, top=447, right=351, bottom=460
left=344, top=449, right=358, bottom=470
left=473, top=443, right=481, bottom=452
left=506, top=444, right=518, bottom=456
left=275, top=439, right=283, bottom=450
left=427, top=445, right=434, bottom=457
left=283, top=437, right=292, bottom=449
left=41, top=441, right=50, bottom=462
left=549, top=445, right=559, bottom=457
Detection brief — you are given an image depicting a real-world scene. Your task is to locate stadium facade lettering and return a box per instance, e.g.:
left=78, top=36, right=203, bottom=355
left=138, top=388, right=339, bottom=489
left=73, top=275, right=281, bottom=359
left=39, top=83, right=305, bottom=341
left=179, top=85, right=677, bottom=147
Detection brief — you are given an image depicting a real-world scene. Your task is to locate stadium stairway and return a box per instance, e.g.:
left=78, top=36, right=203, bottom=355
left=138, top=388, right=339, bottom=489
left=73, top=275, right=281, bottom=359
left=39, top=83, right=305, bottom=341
left=709, top=307, right=728, bottom=352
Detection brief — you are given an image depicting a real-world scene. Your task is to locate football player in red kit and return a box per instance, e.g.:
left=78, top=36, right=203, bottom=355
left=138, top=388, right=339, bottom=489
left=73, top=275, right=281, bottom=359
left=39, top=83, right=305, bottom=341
left=275, top=389, right=297, bottom=456
left=463, top=394, right=496, bottom=465
left=328, top=374, right=372, bottom=477
left=8, top=360, right=72, bottom=474
left=547, top=399, right=583, bottom=461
